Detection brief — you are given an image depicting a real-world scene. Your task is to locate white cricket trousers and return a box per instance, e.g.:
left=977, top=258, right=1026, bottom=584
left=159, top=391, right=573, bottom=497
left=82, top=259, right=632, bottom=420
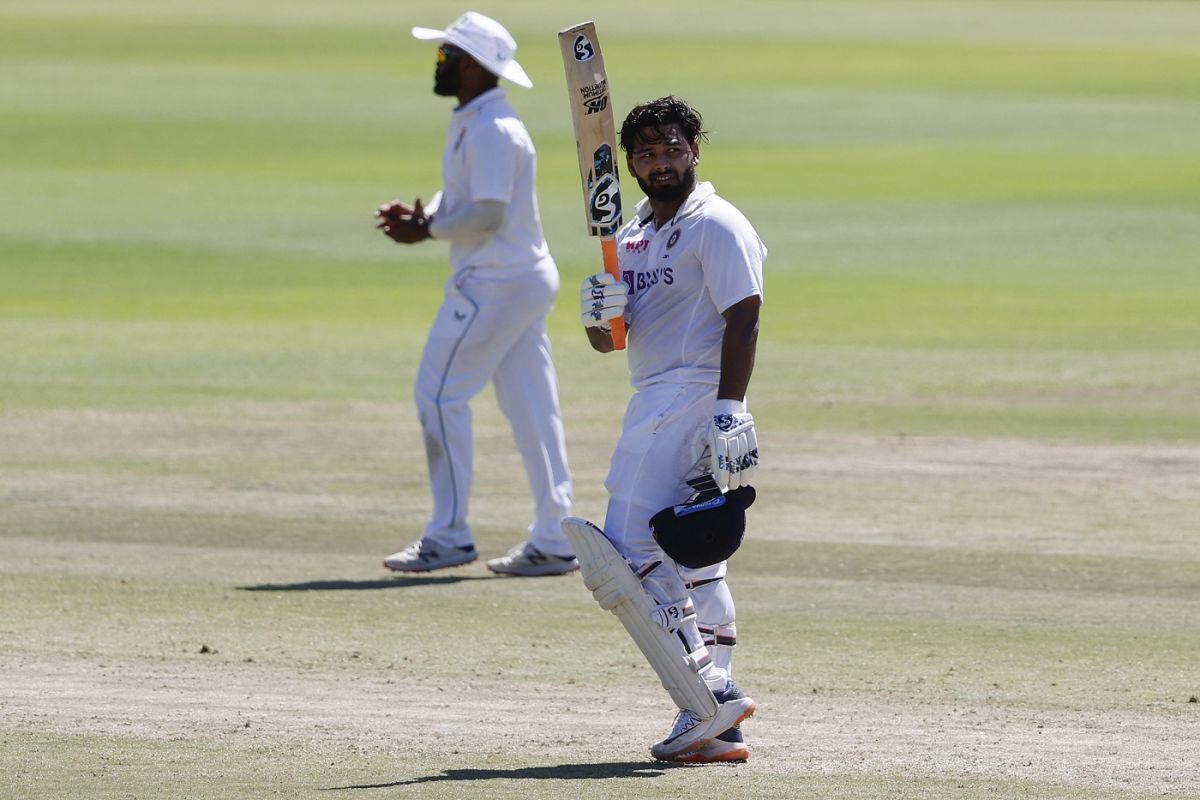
left=414, top=264, right=573, bottom=554
left=603, top=381, right=736, bottom=668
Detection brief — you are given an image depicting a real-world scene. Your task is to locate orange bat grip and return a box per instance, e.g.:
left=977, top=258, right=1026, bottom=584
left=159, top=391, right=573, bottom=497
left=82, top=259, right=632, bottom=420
left=600, top=237, right=626, bottom=350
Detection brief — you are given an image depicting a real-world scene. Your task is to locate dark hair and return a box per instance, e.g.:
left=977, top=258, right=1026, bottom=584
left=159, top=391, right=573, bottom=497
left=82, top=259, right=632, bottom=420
left=618, top=96, right=708, bottom=153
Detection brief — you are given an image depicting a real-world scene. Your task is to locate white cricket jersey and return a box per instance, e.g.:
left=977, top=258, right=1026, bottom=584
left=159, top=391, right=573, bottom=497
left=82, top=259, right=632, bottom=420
left=616, top=182, right=766, bottom=389
left=436, top=87, right=552, bottom=275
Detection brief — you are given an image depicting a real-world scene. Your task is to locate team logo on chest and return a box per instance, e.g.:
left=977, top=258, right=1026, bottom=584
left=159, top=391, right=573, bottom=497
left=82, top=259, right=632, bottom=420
left=622, top=225, right=679, bottom=294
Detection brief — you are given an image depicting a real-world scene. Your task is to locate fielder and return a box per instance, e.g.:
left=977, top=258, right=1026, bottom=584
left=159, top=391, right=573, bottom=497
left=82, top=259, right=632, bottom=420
left=375, top=12, right=578, bottom=577
left=566, top=96, right=766, bottom=762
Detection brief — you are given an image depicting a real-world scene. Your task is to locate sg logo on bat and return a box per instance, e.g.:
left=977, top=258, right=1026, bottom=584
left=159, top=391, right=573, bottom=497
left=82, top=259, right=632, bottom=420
left=573, top=34, right=596, bottom=61
left=587, top=143, right=622, bottom=236
left=588, top=173, right=621, bottom=236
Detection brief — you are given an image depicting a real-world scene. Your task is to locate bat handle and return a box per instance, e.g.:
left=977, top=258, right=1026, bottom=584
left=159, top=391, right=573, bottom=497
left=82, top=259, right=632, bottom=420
left=600, top=237, right=626, bottom=350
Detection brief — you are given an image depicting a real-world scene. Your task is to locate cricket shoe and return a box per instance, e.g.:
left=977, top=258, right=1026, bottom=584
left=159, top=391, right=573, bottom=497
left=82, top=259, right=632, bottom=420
left=486, top=541, right=579, bottom=577
left=383, top=539, right=477, bottom=573
left=665, top=726, right=750, bottom=764
left=649, top=679, right=756, bottom=761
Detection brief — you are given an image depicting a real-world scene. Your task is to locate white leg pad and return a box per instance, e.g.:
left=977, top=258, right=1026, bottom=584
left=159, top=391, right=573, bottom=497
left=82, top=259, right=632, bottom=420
left=561, top=517, right=718, bottom=717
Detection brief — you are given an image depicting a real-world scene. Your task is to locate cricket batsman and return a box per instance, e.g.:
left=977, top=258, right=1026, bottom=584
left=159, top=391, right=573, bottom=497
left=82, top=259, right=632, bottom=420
left=565, top=96, right=766, bottom=762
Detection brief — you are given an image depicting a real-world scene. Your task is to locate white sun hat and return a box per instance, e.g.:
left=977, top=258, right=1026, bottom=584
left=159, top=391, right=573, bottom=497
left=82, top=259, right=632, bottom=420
left=412, top=11, right=533, bottom=89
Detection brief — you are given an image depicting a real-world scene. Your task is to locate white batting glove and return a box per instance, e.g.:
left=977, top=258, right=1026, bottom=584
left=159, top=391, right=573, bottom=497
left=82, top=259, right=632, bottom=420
left=579, top=272, right=628, bottom=330
left=694, top=399, right=759, bottom=492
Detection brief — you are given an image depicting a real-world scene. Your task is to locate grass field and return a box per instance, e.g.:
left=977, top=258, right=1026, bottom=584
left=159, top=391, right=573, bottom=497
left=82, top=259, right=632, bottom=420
left=2, top=1, right=1199, bottom=798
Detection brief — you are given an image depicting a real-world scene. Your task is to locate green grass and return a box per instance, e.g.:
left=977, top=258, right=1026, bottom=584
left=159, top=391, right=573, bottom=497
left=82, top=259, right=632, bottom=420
left=2, top=1, right=1200, bottom=798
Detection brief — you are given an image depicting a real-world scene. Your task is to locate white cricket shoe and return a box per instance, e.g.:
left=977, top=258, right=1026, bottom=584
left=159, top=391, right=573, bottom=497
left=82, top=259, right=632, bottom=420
left=663, top=726, right=751, bottom=763
left=649, top=680, right=756, bottom=760
left=383, top=539, right=477, bottom=573
left=486, top=541, right=579, bottom=577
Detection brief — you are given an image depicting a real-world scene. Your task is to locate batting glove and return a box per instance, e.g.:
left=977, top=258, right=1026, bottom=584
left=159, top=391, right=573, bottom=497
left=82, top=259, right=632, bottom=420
left=695, top=399, right=759, bottom=492
left=579, top=272, right=628, bottom=330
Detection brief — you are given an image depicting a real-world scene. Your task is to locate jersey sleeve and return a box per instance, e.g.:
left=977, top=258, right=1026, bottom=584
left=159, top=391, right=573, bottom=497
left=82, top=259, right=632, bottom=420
left=699, top=209, right=767, bottom=313
left=465, top=118, right=521, bottom=205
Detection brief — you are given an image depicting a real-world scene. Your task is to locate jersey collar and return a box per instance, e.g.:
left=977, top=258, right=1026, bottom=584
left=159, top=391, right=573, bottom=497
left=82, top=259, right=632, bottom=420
left=453, top=86, right=506, bottom=116
left=633, top=181, right=717, bottom=229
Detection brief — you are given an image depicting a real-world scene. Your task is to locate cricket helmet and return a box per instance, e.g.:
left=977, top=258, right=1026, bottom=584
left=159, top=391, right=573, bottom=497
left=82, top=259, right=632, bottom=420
left=650, top=485, right=755, bottom=569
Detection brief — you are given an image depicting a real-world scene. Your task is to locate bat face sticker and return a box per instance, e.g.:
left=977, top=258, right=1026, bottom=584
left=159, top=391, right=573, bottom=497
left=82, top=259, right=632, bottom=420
left=588, top=144, right=622, bottom=236
left=588, top=173, right=621, bottom=235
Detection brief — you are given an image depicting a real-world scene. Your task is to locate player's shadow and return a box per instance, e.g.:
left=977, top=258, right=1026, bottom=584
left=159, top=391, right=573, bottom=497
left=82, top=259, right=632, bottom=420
left=324, top=761, right=684, bottom=790
left=238, top=575, right=494, bottom=592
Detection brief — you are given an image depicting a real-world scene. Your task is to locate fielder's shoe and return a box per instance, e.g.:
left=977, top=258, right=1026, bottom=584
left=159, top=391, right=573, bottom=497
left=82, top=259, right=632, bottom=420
left=486, top=541, right=579, bottom=577
left=649, top=679, right=756, bottom=760
left=666, top=725, right=751, bottom=764
left=383, top=539, right=477, bottom=573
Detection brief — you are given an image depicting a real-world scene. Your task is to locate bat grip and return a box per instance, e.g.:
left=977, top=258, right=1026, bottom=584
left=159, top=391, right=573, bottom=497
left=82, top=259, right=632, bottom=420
left=600, top=237, right=626, bottom=350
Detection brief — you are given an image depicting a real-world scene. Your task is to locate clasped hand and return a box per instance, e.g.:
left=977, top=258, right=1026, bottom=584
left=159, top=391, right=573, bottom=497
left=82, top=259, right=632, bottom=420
left=376, top=198, right=431, bottom=244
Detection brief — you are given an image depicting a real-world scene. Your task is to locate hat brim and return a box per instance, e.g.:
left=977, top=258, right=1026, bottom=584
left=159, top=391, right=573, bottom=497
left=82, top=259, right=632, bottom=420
left=411, top=26, right=447, bottom=42
left=496, top=61, right=533, bottom=89
left=411, top=25, right=533, bottom=89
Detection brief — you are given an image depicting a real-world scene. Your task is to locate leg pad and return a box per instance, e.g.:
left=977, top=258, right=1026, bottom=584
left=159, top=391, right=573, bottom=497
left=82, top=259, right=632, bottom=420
left=562, top=517, right=718, bottom=716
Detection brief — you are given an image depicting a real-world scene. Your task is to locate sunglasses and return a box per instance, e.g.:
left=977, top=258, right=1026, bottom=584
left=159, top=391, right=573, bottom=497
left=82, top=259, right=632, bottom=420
left=436, top=44, right=468, bottom=64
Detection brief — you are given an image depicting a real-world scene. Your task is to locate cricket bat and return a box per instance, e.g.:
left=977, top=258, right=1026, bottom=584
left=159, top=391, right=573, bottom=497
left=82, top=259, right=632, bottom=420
left=559, top=21, right=626, bottom=350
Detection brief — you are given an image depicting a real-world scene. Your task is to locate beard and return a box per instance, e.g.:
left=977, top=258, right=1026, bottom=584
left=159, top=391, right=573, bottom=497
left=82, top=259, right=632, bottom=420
left=636, top=164, right=696, bottom=202
left=433, top=62, right=462, bottom=96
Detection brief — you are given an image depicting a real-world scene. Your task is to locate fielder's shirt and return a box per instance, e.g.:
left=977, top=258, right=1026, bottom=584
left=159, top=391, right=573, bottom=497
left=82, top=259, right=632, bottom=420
left=616, top=181, right=767, bottom=389
left=434, top=87, right=552, bottom=275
